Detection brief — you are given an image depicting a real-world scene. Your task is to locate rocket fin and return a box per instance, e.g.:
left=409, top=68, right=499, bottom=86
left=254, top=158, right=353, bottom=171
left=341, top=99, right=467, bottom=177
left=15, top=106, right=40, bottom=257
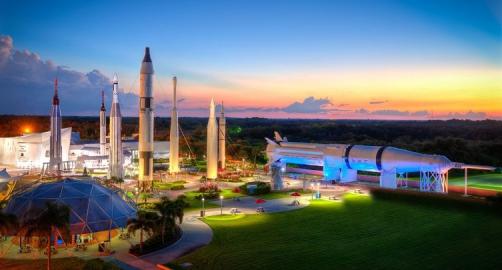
left=265, top=137, right=278, bottom=145
left=274, top=131, right=283, bottom=142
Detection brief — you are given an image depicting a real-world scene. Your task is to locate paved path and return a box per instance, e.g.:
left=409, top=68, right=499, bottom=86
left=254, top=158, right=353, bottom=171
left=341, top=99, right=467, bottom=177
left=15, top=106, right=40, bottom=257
left=140, top=212, right=213, bottom=265
left=132, top=195, right=310, bottom=268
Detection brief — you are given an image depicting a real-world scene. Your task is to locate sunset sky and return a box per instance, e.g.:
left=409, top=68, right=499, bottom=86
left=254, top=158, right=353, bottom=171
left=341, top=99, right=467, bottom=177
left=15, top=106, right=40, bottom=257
left=0, top=0, right=501, bottom=119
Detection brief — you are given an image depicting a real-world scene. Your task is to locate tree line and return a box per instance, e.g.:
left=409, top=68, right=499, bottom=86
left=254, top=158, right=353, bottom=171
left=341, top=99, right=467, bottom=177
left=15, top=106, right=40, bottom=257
left=0, top=115, right=500, bottom=167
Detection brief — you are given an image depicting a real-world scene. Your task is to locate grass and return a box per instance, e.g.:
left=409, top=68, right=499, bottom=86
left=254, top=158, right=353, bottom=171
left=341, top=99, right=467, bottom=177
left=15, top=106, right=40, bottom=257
left=448, top=173, right=502, bottom=191
left=204, top=214, right=246, bottom=221
left=154, top=180, right=187, bottom=190
left=172, top=194, right=502, bottom=270
left=184, top=189, right=243, bottom=211
left=398, top=173, right=502, bottom=191
left=253, top=190, right=310, bottom=200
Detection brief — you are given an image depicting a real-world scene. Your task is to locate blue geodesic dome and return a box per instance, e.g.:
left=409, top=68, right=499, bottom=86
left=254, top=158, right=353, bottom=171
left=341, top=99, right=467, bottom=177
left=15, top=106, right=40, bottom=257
left=4, top=178, right=137, bottom=234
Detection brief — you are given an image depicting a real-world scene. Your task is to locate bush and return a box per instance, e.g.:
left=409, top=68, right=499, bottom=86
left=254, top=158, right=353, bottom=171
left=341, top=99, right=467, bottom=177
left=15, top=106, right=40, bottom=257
left=239, top=181, right=271, bottom=195
left=129, top=227, right=182, bottom=256
left=195, top=191, right=220, bottom=200
left=137, top=202, right=156, bottom=210
left=199, top=182, right=220, bottom=193
left=83, top=258, right=121, bottom=270
left=170, top=184, right=185, bottom=190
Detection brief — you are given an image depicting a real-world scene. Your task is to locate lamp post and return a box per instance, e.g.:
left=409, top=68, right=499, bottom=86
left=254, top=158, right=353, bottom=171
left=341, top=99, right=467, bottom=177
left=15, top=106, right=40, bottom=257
left=134, top=187, right=139, bottom=204
left=316, top=182, right=320, bottom=199
left=220, top=195, right=224, bottom=215
left=202, top=197, right=205, bottom=217
left=464, top=168, right=468, bottom=197
left=310, top=183, right=314, bottom=200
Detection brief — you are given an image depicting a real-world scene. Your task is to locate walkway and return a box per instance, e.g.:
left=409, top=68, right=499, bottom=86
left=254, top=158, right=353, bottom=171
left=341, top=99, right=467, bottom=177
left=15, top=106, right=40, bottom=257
left=134, top=195, right=310, bottom=267
left=0, top=195, right=311, bottom=270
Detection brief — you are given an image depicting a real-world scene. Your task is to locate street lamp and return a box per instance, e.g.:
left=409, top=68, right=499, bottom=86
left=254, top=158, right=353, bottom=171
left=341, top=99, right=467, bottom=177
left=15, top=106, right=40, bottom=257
left=202, top=197, right=205, bottom=217
left=220, top=195, right=224, bottom=215
left=316, top=182, right=320, bottom=199
left=310, top=183, right=314, bottom=200
left=134, top=187, right=139, bottom=204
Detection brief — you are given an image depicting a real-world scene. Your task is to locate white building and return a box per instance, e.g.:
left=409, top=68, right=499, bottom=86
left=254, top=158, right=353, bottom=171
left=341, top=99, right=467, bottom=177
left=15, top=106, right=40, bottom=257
left=0, top=128, right=72, bottom=169
left=0, top=129, right=170, bottom=172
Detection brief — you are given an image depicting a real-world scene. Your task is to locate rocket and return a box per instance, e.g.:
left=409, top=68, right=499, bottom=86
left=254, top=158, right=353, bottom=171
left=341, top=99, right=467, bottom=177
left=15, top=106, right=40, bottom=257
left=206, top=98, right=218, bottom=179
left=99, top=89, right=107, bottom=156
left=109, top=74, right=123, bottom=179
left=138, top=47, right=154, bottom=189
left=169, top=76, right=180, bottom=174
left=49, top=78, right=62, bottom=175
left=218, top=102, right=226, bottom=170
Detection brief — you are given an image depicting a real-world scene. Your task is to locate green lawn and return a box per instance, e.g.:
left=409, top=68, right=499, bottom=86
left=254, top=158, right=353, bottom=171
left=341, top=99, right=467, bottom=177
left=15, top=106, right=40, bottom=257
left=253, top=190, right=310, bottom=200
left=154, top=180, right=187, bottom=190
left=172, top=194, right=502, bottom=270
left=184, top=189, right=244, bottom=211
left=448, top=173, right=502, bottom=191
left=403, top=173, right=502, bottom=191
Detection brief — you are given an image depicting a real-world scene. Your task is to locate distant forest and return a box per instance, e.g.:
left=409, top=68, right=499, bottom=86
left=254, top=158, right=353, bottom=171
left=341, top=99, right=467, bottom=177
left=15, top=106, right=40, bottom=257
left=1, top=115, right=501, bottom=167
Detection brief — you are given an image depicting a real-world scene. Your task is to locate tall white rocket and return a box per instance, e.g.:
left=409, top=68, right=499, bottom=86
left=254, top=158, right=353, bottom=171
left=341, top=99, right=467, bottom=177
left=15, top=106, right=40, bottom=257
left=206, top=99, right=218, bottom=179
left=169, top=76, right=180, bottom=174
left=138, top=47, right=154, bottom=188
left=109, top=74, right=123, bottom=179
left=49, top=78, right=62, bottom=175
left=218, top=102, right=226, bottom=170
left=99, top=90, right=107, bottom=156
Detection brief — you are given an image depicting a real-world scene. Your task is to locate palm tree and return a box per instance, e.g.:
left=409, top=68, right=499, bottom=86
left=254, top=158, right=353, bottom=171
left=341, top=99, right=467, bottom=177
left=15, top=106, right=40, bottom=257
left=0, top=211, right=18, bottom=237
left=173, top=196, right=188, bottom=225
left=154, top=197, right=175, bottom=245
left=154, top=195, right=188, bottom=244
left=127, top=210, right=158, bottom=252
left=19, top=201, right=70, bottom=270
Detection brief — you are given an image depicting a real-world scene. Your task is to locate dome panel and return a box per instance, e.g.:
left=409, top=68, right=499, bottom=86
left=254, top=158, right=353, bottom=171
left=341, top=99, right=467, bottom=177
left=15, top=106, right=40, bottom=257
left=61, top=185, right=88, bottom=198
left=3, top=178, right=137, bottom=234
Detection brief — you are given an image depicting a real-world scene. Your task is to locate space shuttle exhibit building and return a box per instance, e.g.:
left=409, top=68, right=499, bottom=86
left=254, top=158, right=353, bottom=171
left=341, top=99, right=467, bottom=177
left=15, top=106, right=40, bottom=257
left=266, top=133, right=492, bottom=193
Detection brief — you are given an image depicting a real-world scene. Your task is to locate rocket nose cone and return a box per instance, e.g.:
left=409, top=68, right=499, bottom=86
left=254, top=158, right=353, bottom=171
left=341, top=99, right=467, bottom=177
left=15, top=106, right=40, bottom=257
left=113, top=73, right=118, bottom=83
left=143, top=47, right=152, bottom=63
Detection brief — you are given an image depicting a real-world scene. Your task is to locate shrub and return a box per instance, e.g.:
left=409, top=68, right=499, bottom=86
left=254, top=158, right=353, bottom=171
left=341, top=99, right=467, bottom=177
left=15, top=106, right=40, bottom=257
left=239, top=181, right=271, bottom=195
left=83, top=258, right=121, bottom=270
left=129, top=227, right=182, bottom=256
left=232, top=187, right=241, bottom=193
left=137, top=202, right=156, bottom=210
left=195, top=191, right=220, bottom=200
left=199, top=182, right=220, bottom=193
left=170, top=184, right=185, bottom=190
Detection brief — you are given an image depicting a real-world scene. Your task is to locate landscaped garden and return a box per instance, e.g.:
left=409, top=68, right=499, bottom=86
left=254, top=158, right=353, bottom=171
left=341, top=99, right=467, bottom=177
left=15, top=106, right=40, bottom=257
left=154, top=180, right=187, bottom=191
left=171, top=194, right=502, bottom=270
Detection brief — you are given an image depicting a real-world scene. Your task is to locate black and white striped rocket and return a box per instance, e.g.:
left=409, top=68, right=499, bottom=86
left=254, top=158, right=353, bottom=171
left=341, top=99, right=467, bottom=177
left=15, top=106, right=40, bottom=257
left=109, top=74, right=123, bottom=179
left=218, top=102, right=226, bottom=170
left=49, top=78, right=62, bottom=174
left=99, top=89, right=107, bottom=156
left=138, top=47, right=154, bottom=187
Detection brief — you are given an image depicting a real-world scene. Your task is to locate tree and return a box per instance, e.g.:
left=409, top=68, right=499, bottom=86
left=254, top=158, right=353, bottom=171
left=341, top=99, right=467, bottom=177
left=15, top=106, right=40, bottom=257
left=19, top=202, right=70, bottom=270
left=0, top=211, right=18, bottom=237
left=127, top=210, right=158, bottom=252
left=154, top=195, right=188, bottom=244
left=154, top=197, right=175, bottom=245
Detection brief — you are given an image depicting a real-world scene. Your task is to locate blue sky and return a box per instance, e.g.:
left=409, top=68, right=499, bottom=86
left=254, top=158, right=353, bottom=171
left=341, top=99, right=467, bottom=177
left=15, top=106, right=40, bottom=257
left=0, top=0, right=500, bottom=118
